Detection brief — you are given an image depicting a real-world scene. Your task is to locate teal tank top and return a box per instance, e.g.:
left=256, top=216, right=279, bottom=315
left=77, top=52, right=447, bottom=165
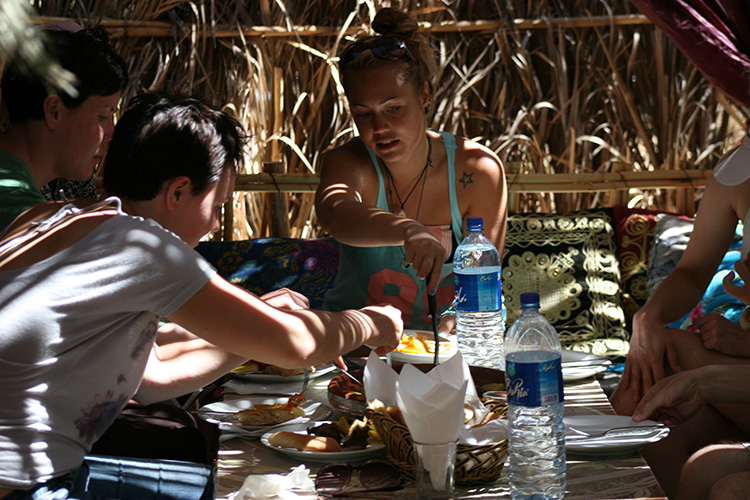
left=324, top=131, right=463, bottom=330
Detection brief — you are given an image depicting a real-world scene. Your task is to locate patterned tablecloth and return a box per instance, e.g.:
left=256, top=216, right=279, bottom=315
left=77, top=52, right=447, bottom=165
left=215, top=371, right=666, bottom=500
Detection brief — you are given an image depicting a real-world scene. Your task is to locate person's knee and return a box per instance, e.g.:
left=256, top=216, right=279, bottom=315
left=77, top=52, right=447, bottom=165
left=679, top=444, right=750, bottom=499
left=707, top=471, right=750, bottom=500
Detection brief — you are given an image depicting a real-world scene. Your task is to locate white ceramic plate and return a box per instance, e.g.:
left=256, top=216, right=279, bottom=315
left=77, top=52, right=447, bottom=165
left=561, top=350, right=611, bottom=382
left=564, top=415, right=670, bottom=456
left=230, top=364, right=336, bottom=383
left=196, top=395, right=332, bottom=435
left=261, top=421, right=386, bottom=462
left=388, top=329, right=458, bottom=364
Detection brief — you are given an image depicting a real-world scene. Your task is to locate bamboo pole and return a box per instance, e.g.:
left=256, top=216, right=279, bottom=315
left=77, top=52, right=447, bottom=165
left=31, top=14, right=652, bottom=39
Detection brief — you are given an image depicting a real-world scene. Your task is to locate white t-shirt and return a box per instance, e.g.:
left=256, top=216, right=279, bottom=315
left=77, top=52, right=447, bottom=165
left=0, top=206, right=216, bottom=488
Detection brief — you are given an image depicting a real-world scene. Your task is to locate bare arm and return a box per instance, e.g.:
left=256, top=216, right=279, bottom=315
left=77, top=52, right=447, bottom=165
left=623, top=175, right=742, bottom=399
left=456, top=138, right=508, bottom=255
left=135, top=339, right=245, bottom=405
left=135, top=288, right=315, bottom=405
left=167, top=276, right=403, bottom=369
left=633, top=364, right=750, bottom=425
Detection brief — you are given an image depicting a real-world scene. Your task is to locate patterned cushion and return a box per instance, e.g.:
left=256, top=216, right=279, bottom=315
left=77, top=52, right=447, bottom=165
left=612, top=206, right=664, bottom=328
left=646, top=214, right=694, bottom=297
left=502, top=209, right=629, bottom=358
left=195, top=238, right=340, bottom=309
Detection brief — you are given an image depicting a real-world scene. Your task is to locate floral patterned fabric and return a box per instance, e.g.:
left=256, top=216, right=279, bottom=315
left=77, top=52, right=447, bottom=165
left=195, top=238, right=339, bottom=309
left=645, top=214, right=745, bottom=330
left=501, top=209, right=629, bottom=358
left=612, top=206, right=666, bottom=329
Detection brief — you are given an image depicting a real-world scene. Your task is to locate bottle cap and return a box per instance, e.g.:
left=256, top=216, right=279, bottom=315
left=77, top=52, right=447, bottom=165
left=466, top=217, right=483, bottom=231
left=519, top=292, right=540, bottom=309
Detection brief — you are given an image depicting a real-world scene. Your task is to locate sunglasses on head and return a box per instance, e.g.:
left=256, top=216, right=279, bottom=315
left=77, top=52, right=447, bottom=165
left=339, top=35, right=415, bottom=69
left=315, top=459, right=404, bottom=497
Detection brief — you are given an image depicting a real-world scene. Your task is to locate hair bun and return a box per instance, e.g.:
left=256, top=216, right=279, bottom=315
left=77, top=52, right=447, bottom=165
left=372, top=8, right=418, bottom=38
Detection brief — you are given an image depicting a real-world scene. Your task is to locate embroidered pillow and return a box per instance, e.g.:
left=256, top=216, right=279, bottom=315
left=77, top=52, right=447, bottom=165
left=195, top=237, right=340, bottom=309
left=502, top=209, right=629, bottom=358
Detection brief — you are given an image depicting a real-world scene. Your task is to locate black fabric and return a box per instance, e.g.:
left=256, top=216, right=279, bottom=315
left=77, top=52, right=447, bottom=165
left=90, top=402, right=218, bottom=465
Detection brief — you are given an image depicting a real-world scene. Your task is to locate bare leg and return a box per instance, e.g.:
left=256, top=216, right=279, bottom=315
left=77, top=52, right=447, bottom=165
left=643, top=408, right=747, bottom=498
left=708, top=470, right=750, bottom=500
left=611, top=328, right=750, bottom=497
left=674, top=444, right=750, bottom=500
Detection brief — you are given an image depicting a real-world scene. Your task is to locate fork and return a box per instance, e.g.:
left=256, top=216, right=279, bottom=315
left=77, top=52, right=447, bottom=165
left=300, top=367, right=310, bottom=396
left=566, top=424, right=667, bottom=441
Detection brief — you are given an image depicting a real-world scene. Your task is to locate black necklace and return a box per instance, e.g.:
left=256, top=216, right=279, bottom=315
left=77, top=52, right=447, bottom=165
left=382, top=135, right=432, bottom=218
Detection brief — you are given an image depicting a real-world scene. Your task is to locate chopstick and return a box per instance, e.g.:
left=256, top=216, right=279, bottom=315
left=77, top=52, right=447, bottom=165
left=428, top=293, right=439, bottom=367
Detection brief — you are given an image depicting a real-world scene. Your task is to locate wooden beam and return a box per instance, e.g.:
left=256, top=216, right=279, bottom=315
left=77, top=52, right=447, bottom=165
left=31, top=14, right=652, bottom=39
left=230, top=169, right=712, bottom=193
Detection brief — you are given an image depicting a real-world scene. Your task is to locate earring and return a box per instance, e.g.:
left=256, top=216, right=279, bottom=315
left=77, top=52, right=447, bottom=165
left=424, top=102, right=432, bottom=114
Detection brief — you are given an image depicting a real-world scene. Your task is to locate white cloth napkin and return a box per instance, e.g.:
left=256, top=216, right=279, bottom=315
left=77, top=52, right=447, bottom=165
left=230, top=465, right=315, bottom=499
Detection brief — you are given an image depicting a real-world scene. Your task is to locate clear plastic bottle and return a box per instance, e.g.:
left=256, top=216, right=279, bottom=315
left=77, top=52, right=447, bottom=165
left=453, top=216, right=504, bottom=370
left=505, top=292, right=566, bottom=500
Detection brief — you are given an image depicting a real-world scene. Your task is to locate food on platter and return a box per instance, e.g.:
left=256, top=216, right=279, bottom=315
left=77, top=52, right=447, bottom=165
left=327, top=369, right=367, bottom=402
left=395, top=331, right=454, bottom=355
left=234, top=394, right=306, bottom=426
left=267, top=432, right=342, bottom=452
left=268, top=416, right=378, bottom=453
left=307, top=416, right=378, bottom=450
left=232, top=360, right=316, bottom=376
left=371, top=398, right=503, bottom=429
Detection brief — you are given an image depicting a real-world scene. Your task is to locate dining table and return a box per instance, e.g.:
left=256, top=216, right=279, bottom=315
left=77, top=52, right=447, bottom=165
left=212, top=362, right=667, bottom=500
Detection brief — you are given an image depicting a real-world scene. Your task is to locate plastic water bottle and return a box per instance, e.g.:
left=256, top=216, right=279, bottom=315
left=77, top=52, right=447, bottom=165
left=505, top=292, right=566, bottom=500
left=453, top=216, right=504, bottom=370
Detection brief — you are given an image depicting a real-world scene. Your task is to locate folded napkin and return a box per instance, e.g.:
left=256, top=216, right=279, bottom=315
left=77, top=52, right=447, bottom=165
left=230, top=465, right=315, bottom=499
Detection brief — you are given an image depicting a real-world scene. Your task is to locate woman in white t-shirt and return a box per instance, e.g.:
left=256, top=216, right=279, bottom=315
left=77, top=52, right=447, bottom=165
left=0, top=93, right=402, bottom=500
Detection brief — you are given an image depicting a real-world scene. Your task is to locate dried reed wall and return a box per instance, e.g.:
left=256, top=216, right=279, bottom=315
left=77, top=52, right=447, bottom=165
left=28, top=0, right=750, bottom=239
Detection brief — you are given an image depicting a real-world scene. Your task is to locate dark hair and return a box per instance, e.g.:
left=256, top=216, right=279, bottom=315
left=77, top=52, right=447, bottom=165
left=339, top=8, right=436, bottom=104
left=102, top=93, right=247, bottom=201
left=1, top=28, right=128, bottom=124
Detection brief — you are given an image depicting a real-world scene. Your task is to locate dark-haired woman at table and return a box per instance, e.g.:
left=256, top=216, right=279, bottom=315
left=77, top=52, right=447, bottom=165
left=315, top=7, right=507, bottom=334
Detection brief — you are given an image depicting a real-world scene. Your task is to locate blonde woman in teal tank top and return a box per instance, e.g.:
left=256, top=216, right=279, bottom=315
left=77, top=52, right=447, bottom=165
left=315, top=8, right=507, bottom=333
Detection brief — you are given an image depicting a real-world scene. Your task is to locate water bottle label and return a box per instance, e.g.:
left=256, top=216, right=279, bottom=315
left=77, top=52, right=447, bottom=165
left=455, top=271, right=501, bottom=312
left=506, top=357, right=564, bottom=407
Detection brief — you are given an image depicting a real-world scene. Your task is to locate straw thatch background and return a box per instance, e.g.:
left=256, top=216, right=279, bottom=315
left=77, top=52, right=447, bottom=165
left=18, top=0, right=750, bottom=240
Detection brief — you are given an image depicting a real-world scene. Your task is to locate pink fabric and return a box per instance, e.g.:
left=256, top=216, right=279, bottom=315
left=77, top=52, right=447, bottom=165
left=631, top=0, right=750, bottom=107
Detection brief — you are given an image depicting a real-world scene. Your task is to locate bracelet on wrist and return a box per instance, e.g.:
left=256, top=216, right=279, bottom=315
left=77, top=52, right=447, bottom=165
left=439, top=307, right=457, bottom=320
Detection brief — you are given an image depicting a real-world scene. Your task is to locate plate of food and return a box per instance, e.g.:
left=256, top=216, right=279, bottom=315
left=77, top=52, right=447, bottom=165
left=261, top=417, right=386, bottom=462
left=230, top=361, right=336, bottom=383
left=564, top=415, right=670, bottom=456
left=196, top=394, right=331, bottom=436
left=561, top=350, right=611, bottom=382
left=387, top=330, right=458, bottom=364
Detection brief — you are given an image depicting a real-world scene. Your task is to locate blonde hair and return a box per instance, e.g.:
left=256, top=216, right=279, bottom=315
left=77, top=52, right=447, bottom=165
left=340, top=8, right=436, bottom=110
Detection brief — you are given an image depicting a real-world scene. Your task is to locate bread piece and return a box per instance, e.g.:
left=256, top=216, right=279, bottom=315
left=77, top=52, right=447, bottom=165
left=386, top=405, right=406, bottom=426
left=268, top=431, right=342, bottom=452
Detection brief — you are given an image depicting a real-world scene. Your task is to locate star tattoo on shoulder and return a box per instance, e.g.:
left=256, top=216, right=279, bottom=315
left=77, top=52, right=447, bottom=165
left=459, top=171, right=474, bottom=188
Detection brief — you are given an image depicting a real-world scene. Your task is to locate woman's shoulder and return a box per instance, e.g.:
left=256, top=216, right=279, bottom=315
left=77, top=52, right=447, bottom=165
left=320, top=138, right=377, bottom=179
left=449, top=135, right=503, bottom=176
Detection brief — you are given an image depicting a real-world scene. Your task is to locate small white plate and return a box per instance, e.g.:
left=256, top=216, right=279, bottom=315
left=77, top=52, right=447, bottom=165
left=561, top=350, right=611, bottom=382
left=230, top=364, right=336, bottom=383
left=564, top=415, right=670, bottom=456
left=261, top=421, right=386, bottom=462
left=388, top=329, right=458, bottom=364
left=196, top=396, right=332, bottom=437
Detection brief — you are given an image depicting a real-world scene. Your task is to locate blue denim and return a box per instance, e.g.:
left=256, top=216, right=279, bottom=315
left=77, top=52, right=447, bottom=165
left=5, top=455, right=214, bottom=500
